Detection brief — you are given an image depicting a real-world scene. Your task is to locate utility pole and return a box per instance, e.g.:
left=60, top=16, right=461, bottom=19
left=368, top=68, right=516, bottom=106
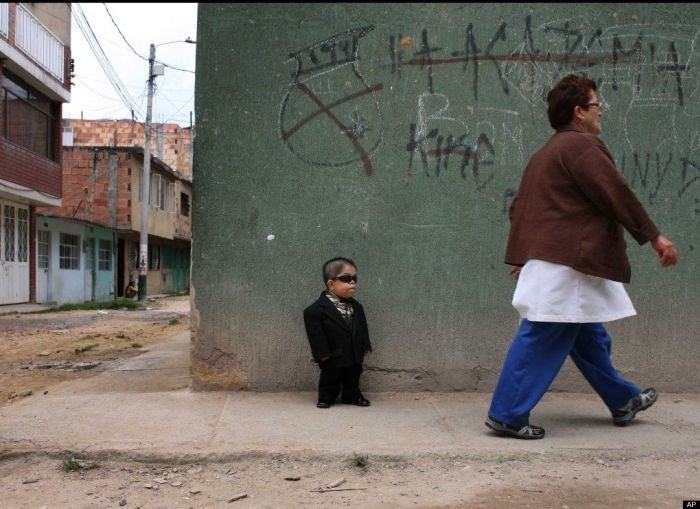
left=138, top=43, right=156, bottom=300
left=136, top=38, right=193, bottom=299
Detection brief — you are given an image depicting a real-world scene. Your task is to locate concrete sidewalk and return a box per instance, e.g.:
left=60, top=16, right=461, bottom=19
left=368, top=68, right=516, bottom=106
left=1, top=331, right=699, bottom=464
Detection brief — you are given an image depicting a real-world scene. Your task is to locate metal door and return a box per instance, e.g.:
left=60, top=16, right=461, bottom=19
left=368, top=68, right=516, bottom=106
left=0, top=201, right=30, bottom=304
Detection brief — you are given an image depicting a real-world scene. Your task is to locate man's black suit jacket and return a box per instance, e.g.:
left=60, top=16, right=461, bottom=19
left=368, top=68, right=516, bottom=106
left=303, top=292, right=372, bottom=369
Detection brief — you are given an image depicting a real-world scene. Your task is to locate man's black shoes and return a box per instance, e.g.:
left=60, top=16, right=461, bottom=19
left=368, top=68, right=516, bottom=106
left=318, top=396, right=371, bottom=408
left=342, top=397, right=371, bottom=407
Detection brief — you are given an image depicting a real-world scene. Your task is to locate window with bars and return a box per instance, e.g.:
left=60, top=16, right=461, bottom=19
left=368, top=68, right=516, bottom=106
left=98, top=239, right=112, bottom=271
left=2, top=73, right=55, bottom=160
left=3, top=205, right=15, bottom=261
left=38, top=230, right=50, bottom=269
left=59, top=233, right=80, bottom=270
left=17, top=208, right=28, bottom=262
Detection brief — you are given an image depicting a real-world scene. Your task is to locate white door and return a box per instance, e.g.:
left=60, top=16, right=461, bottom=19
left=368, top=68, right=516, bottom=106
left=0, top=202, right=30, bottom=304
left=36, top=230, right=50, bottom=303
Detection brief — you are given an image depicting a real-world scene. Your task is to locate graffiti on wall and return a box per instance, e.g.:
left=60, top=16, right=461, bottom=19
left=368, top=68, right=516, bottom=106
left=278, top=15, right=700, bottom=210
left=406, top=92, right=498, bottom=189
left=389, top=16, right=693, bottom=107
left=278, top=25, right=384, bottom=175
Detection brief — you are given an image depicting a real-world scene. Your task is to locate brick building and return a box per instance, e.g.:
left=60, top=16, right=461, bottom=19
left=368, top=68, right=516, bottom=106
left=65, top=119, right=193, bottom=178
left=35, top=119, right=192, bottom=303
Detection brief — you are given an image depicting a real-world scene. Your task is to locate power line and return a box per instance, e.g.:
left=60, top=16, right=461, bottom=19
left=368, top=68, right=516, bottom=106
left=159, top=62, right=195, bottom=74
left=73, top=3, right=143, bottom=117
left=157, top=91, right=195, bottom=125
left=71, top=3, right=195, bottom=126
left=73, top=76, right=124, bottom=102
left=101, top=2, right=146, bottom=61
left=101, top=3, right=195, bottom=74
left=71, top=3, right=144, bottom=119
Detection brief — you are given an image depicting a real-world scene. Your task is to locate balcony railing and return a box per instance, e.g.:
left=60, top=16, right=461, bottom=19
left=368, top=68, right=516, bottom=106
left=1, top=3, right=9, bottom=38
left=14, top=4, right=64, bottom=81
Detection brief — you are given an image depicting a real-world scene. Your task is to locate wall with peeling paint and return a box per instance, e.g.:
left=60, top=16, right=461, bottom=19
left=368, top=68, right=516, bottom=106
left=191, top=3, right=700, bottom=392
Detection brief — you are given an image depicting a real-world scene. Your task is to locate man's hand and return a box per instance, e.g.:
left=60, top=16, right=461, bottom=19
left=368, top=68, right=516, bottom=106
left=651, top=234, right=678, bottom=268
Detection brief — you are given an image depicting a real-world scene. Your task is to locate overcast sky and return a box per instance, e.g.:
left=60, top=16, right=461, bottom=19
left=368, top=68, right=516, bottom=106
left=64, top=3, right=198, bottom=127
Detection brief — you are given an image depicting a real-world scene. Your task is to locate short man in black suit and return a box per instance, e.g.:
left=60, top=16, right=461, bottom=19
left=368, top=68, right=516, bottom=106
left=303, top=257, right=372, bottom=409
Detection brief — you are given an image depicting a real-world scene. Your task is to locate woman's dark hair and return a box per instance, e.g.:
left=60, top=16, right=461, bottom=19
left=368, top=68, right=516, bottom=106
left=322, top=257, right=357, bottom=284
left=546, top=75, right=597, bottom=129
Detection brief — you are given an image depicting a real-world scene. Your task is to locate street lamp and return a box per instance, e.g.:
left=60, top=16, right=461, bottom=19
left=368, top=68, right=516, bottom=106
left=138, top=39, right=195, bottom=300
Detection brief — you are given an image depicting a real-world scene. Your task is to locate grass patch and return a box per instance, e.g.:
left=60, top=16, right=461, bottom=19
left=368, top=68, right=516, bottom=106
left=74, top=343, right=98, bottom=355
left=131, top=343, right=142, bottom=349
left=61, top=458, right=82, bottom=471
left=115, top=333, right=130, bottom=339
left=35, top=298, right=143, bottom=313
left=350, top=453, right=368, bottom=468
left=61, top=458, right=99, bottom=472
left=9, top=390, right=33, bottom=400
left=168, top=319, right=180, bottom=326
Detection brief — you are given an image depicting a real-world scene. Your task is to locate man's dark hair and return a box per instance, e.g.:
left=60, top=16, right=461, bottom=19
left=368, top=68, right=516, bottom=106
left=547, top=74, right=597, bottom=129
left=322, top=257, right=357, bottom=284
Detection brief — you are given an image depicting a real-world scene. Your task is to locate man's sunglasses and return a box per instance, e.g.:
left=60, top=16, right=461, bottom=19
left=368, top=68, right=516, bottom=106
left=334, top=274, right=358, bottom=283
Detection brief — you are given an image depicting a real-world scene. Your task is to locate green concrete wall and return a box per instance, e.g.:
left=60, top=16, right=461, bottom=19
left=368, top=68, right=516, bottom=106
left=191, top=3, right=700, bottom=392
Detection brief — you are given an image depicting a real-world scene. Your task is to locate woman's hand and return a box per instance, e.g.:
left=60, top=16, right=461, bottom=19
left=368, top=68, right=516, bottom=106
left=651, top=234, right=678, bottom=268
left=509, top=266, right=522, bottom=280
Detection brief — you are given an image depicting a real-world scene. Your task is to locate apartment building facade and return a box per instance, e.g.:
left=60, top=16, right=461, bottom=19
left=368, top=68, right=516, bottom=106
left=0, top=2, right=71, bottom=305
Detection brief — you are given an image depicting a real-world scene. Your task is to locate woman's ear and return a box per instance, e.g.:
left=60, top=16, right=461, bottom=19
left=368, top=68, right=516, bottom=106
left=572, top=105, right=585, bottom=124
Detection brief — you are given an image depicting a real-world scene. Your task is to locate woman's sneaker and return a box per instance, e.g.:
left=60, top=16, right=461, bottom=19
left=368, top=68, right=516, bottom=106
left=485, top=416, right=545, bottom=439
left=612, top=388, right=658, bottom=426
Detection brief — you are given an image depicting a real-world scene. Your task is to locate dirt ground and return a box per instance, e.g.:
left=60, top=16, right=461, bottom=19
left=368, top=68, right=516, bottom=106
left=0, top=296, right=191, bottom=404
left=1, top=296, right=697, bottom=508
left=0, top=451, right=695, bottom=508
